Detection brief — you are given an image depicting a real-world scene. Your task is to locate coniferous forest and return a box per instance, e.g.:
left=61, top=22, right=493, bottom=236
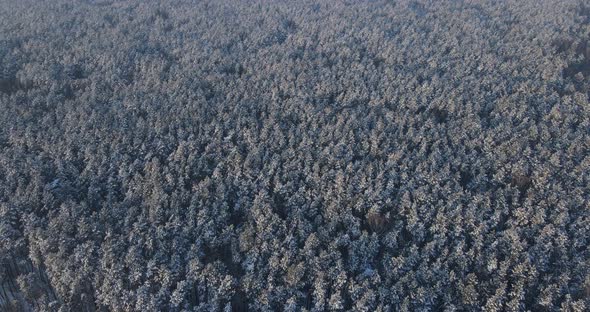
left=1, top=0, right=589, bottom=311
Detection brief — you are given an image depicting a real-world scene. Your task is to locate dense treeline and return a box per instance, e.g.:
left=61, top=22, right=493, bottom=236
left=0, top=0, right=589, bottom=311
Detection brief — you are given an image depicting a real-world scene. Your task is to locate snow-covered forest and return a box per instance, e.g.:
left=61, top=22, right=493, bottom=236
left=0, top=0, right=589, bottom=311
